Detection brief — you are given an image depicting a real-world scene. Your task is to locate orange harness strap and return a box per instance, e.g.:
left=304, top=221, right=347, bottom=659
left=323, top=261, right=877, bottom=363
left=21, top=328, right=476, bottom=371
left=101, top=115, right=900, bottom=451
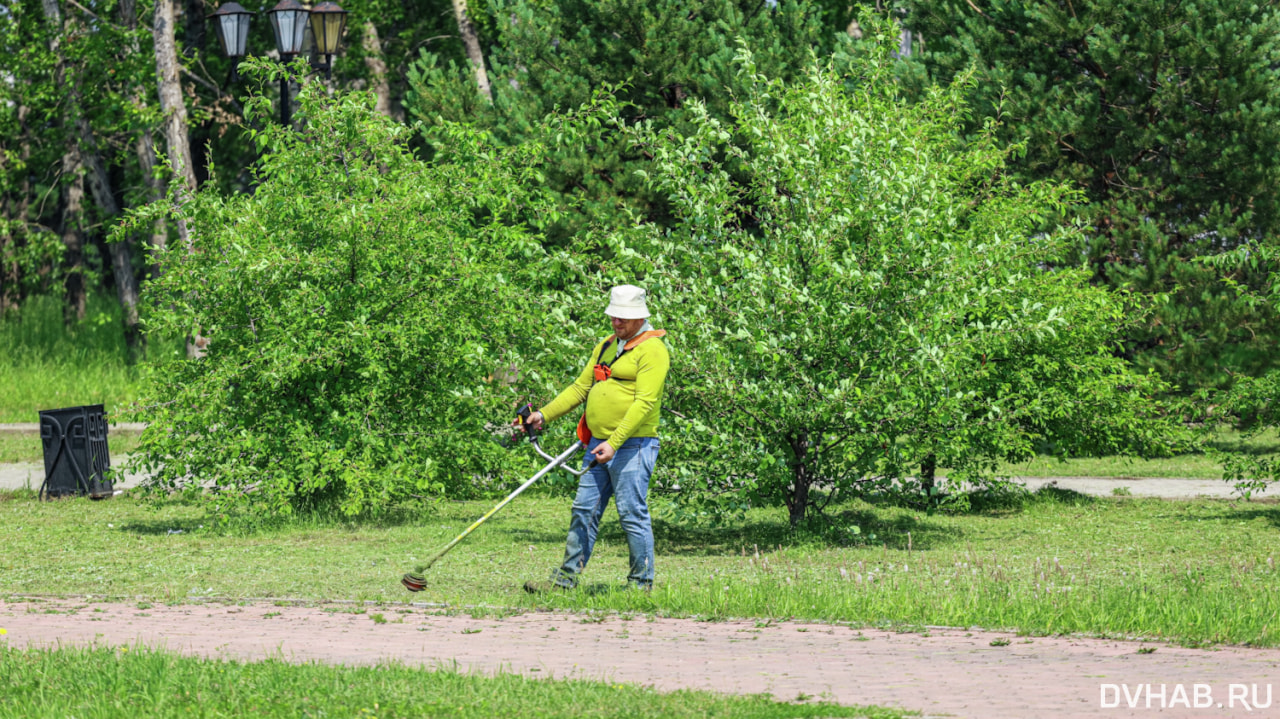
left=578, top=330, right=668, bottom=445
left=622, top=329, right=667, bottom=350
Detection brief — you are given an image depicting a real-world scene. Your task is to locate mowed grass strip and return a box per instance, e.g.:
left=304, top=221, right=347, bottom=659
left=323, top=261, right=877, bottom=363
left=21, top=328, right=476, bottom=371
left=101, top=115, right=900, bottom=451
left=0, top=645, right=901, bottom=719
left=1, top=489, right=1277, bottom=646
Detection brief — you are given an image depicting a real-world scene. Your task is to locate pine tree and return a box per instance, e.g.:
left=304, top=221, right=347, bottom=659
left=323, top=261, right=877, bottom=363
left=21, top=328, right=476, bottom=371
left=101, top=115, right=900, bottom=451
left=405, top=0, right=829, bottom=240
left=901, top=0, right=1280, bottom=390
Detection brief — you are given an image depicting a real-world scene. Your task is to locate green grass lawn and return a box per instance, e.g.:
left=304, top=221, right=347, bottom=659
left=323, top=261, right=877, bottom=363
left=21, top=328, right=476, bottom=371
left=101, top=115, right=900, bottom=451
left=0, top=431, right=141, bottom=464
left=0, top=362, right=147, bottom=425
left=2, top=488, right=1276, bottom=647
left=0, top=294, right=182, bottom=424
left=993, top=428, right=1280, bottom=480
left=0, top=645, right=902, bottom=719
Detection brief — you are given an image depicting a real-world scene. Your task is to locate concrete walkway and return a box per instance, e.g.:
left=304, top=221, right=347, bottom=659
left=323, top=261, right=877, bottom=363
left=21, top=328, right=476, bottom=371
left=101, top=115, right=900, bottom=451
left=1017, top=476, right=1279, bottom=499
left=0, top=461, right=145, bottom=492
left=1, top=461, right=1276, bottom=498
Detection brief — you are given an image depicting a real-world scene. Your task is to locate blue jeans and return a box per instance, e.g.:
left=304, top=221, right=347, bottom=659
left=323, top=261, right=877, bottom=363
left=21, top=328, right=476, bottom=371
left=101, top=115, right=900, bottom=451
left=552, top=436, right=659, bottom=588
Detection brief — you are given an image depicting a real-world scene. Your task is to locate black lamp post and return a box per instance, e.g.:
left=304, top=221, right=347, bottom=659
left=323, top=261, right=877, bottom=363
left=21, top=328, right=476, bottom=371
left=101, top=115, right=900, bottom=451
left=207, top=0, right=348, bottom=127
left=265, top=0, right=310, bottom=127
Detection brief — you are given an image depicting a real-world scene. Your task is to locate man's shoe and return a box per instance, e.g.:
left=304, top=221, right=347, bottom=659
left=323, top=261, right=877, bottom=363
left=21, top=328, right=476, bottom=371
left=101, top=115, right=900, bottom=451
left=523, top=579, right=572, bottom=594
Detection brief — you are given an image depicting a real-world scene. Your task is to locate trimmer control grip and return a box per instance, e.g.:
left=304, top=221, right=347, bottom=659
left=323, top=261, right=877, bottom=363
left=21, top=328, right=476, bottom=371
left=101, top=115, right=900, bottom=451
left=516, top=403, right=539, bottom=443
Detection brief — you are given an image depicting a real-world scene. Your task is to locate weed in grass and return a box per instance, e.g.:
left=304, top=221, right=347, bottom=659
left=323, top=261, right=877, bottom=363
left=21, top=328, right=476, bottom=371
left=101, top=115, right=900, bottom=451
left=371, top=613, right=387, bottom=624
left=1112, top=487, right=1133, bottom=497
left=1137, top=646, right=1157, bottom=654
left=461, top=628, right=481, bottom=634
left=990, top=638, right=1011, bottom=647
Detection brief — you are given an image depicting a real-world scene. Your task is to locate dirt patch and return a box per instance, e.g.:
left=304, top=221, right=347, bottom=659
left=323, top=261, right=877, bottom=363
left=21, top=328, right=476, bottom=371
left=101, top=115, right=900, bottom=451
left=3, top=598, right=1279, bottom=718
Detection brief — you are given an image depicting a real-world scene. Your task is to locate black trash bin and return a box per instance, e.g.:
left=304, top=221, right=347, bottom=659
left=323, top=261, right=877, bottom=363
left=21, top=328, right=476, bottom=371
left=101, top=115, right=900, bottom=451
left=38, top=405, right=113, bottom=500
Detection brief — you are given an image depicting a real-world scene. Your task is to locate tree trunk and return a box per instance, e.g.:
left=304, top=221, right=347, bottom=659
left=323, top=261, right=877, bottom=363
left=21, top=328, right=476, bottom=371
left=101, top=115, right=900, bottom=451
left=77, top=114, right=143, bottom=360
left=920, top=452, right=937, bottom=499
left=362, top=21, right=393, bottom=118
left=786, top=433, right=811, bottom=527
left=59, top=148, right=87, bottom=325
left=44, top=0, right=144, bottom=356
left=42, top=0, right=86, bottom=324
left=154, top=0, right=198, bottom=245
left=7, top=103, right=32, bottom=309
left=450, top=0, right=493, bottom=103
left=154, top=0, right=205, bottom=358
left=67, top=54, right=142, bottom=359
left=122, top=0, right=168, bottom=277
left=135, top=131, right=168, bottom=277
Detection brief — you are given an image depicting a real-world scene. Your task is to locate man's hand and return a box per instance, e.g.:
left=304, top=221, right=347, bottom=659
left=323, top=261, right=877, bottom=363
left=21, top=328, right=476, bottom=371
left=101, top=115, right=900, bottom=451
left=591, top=441, right=615, bottom=464
left=514, top=410, right=545, bottom=432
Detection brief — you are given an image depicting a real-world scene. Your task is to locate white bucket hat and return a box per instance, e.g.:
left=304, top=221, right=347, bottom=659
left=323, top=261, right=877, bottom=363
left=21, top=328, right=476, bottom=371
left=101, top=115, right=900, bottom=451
left=605, top=284, right=650, bottom=319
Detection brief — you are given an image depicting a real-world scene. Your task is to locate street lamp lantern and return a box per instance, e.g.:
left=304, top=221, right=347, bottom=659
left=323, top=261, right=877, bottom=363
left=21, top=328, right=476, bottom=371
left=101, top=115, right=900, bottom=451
left=309, top=2, right=348, bottom=56
left=266, top=0, right=310, bottom=57
left=208, top=2, right=253, bottom=59
left=208, top=0, right=347, bottom=127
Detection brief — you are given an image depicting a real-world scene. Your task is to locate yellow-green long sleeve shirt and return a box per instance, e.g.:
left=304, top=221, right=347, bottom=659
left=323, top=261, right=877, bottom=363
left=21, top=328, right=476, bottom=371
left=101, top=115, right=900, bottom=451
left=540, top=334, right=670, bottom=447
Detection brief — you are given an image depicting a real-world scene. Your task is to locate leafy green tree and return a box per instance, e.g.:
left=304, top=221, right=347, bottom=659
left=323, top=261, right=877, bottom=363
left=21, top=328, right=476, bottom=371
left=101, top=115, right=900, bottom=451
left=900, top=0, right=1280, bottom=391
left=1197, top=243, right=1280, bottom=497
left=0, top=0, right=66, bottom=311
left=124, top=60, right=560, bottom=518
left=593, top=29, right=1171, bottom=525
left=405, top=0, right=829, bottom=241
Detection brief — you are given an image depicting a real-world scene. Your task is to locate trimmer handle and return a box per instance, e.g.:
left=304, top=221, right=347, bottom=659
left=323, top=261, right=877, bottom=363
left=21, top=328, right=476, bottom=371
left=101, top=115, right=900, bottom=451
left=516, top=403, right=539, bottom=443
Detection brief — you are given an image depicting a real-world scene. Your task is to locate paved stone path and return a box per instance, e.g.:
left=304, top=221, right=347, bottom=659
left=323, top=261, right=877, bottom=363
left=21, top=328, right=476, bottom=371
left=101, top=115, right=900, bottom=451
left=3, top=598, right=1278, bottom=718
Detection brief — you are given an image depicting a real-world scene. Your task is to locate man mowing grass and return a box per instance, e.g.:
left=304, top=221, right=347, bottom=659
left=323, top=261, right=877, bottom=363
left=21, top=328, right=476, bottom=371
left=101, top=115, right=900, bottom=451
left=520, top=285, right=670, bottom=593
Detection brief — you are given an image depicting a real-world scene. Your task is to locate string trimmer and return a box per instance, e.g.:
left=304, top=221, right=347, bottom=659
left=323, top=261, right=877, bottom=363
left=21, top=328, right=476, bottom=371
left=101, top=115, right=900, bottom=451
left=401, top=403, right=597, bottom=592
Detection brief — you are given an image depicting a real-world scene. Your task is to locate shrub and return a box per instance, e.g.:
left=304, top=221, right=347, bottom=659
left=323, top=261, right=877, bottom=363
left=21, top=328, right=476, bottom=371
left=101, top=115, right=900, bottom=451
left=126, top=60, right=559, bottom=518
left=606, top=26, right=1172, bottom=524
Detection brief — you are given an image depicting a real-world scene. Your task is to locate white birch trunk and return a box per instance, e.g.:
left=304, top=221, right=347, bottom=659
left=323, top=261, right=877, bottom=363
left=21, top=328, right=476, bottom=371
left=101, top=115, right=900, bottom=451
left=451, top=0, right=493, bottom=103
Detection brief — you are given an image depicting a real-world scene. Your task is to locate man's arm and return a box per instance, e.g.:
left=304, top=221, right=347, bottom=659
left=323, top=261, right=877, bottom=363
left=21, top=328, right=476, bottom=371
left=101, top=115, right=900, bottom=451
left=537, top=347, right=598, bottom=423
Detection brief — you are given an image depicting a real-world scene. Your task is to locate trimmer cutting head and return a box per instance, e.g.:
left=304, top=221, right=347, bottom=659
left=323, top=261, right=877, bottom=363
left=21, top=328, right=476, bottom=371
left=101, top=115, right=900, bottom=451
left=401, top=571, right=427, bottom=592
